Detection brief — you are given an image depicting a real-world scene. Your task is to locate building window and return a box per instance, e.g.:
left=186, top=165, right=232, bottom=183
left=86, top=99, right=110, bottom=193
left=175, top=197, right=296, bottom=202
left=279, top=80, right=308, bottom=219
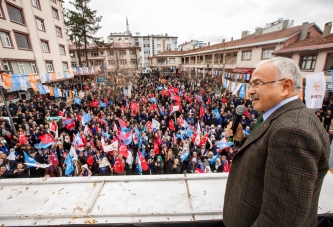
left=157, top=51, right=161, bottom=54
left=325, top=54, right=333, bottom=71
left=125, top=38, right=129, bottom=40
left=108, top=60, right=115, bottom=66
left=120, top=59, right=127, bottom=65
left=18, top=62, right=25, bottom=74
left=242, top=51, right=252, bottom=60
left=71, top=62, right=76, bottom=67
left=52, top=7, right=59, bottom=19
left=63, top=62, right=68, bottom=70
left=108, top=50, right=114, bottom=56
left=167, top=44, right=171, bottom=49
left=31, top=0, right=40, bottom=9
left=70, top=52, right=75, bottom=58
left=130, top=59, right=137, bottom=65
left=36, top=17, right=45, bottom=31
left=300, top=56, right=316, bottom=70
left=55, top=26, right=62, bottom=37
left=262, top=49, right=274, bottom=59
left=169, top=58, right=175, bottom=64
left=119, top=50, right=126, bottom=55
left=91, top=51, right=99, bottom=57
left=7, top=4, right=25, bottom=24
left=109, top=38, right=113, bottom=40
left=91, top=60, right=103, bottom=66
left=31, top=63, right=37, bottom=74
left=143, top=44, right=150, bottom=48
left=0, top=31, right=12, bottom=48
left=157, top=44, right=161, bottom=48
left=14, top=33, right=31, bottom=50
left=129, top=49, right=136, bottom=55
left=59, top=45, right=65, bottom=55
left=3, top=61, right=11, bottom=73
left=41, top=40, right=50, bottom=52
left=46, top=62, right=54, bottom=72
left=0, top=4, right=3, bottom=18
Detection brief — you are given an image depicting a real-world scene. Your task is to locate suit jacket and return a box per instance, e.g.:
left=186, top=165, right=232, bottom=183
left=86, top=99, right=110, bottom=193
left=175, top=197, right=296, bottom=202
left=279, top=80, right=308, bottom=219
left=223, top=99, right=330, bottom=227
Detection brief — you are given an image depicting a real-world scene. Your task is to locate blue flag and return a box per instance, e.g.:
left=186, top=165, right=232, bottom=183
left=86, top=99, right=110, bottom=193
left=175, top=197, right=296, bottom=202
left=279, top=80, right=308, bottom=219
left=215, top=140, right=233, bottom=149
left=74, top=98, right=81, bottom=105
left=82, top=112, right=92, bottom=125
left=148, top=97, right=157, bottom=103
left=99, top=102, right=106, bottom=108
left=64, top=154, right=74, bottom=176
left=209, top=154, right=219, bottom=165
left=157, top=86, right=163, bottom=91
left=73, top=133, right=83, bottom=146
left=102, top=132, right=110, bottom=139
left=239, top=84, right=246, bottom=98
left=23, top=152, right=37, bottom=168
left=136, top=152, right=142, bottom=174
left=123, top=132, right=133, bottom=145
left=180, top=152, right=189, bottom=162
left=35, top=141, right=55, bottom=149
left=158, top=106, right=164, bottom=116
left=214, top=108, right=221, bottom=119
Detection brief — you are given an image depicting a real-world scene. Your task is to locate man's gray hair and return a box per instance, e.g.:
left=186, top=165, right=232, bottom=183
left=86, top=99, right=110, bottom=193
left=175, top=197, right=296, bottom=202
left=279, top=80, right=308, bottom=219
left=256, top=57, right=302, bottom=91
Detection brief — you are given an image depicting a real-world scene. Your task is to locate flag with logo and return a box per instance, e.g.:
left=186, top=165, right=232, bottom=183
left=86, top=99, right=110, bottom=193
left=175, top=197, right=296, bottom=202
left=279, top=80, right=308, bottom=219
left=305, top=72, right=326, bottom=108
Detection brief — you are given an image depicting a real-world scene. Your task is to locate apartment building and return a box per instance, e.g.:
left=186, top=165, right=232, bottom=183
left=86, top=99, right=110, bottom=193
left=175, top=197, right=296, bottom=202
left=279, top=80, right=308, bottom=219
left=178, top=40, right=207, bottom=51
left=133, top=33, right=178, bottom=68
left=150, top=21, right=329, bottom=80
left=275, top=22, right=333, bottom=98
left=0, top=0, right=71, bottom=101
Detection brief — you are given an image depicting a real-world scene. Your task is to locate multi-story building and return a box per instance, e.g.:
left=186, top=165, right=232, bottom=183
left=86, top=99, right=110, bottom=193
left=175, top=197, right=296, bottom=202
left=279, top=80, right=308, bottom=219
left=150, top=20, right=330, bottom=82
left=133, top=32, right=178, bottom=68
left=274, top=22, right=333, bottom=98
left=178, top=40, right=207, bottom=51
left=69, top=17, right=141, bottom=76
left=0, top=0, right=72, bottom=102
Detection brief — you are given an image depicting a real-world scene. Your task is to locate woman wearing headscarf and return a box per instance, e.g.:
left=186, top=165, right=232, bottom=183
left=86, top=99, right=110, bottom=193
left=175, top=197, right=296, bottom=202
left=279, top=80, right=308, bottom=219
left=154, top=155, right=164, bottom=174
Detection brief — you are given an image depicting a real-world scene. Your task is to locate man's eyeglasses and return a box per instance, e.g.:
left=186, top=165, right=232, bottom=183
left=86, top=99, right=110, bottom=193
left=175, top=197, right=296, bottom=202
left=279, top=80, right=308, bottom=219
left=248, top=78, right=286, bottom=89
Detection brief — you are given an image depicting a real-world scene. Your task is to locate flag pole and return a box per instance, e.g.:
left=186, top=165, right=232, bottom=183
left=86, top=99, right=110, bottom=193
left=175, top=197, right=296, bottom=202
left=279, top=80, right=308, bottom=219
left=0, top=71, right=17, bottom=135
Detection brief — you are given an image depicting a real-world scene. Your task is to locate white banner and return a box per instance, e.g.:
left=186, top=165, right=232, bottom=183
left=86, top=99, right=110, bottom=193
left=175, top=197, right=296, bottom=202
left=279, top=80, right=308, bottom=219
left=305, top=72, right=326, bottom=109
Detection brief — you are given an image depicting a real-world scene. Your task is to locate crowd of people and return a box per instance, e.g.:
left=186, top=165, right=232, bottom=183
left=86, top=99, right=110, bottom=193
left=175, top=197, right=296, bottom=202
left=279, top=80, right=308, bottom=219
left=0, top=72, right=282, bottom=179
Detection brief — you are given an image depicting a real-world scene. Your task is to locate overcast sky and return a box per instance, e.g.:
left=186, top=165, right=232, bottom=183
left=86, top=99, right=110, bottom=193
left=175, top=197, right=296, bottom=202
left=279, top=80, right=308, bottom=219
left=63, top=0, right=333, bottom=46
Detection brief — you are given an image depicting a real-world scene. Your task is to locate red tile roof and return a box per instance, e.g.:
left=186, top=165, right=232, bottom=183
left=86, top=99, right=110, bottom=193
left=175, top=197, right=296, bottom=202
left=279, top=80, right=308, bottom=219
left=274, top=34, right=333, bottom=53
left=153, top=23, right=320, bottom=57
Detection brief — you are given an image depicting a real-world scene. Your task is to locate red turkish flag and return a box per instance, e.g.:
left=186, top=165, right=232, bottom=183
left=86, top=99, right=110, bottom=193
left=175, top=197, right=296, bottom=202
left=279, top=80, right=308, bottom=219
left=58, top=110, right=64, bottom=116
left=90, top=99, right=99, bottom=107
left=87, top=154, right=94, bottom=166
left=154, top=141, right=159, bottom=155
left=207, top=97, right=211, bottom=105
left=113, top=157, right=124, bottom=174
left=138, top=150, right=148, bottom=171
left=39, top=133, right=56, bottom=144
left=169, top=119, right=175, bottom=131
left=118, top=144, right=129, bottom=158
left=50, top=121, right=58, bottom=133
left=19, top=134, right=29, bottom=145
left=200, top=106, right=205, bottom=118
left=198, top=134, right=208, bottom=147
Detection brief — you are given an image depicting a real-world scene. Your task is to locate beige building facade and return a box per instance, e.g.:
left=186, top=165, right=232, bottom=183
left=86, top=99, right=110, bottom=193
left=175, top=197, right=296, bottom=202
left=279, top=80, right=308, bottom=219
left=150, top=21, right=332, bottom=82
left=0, top=0, right=72, bottom=100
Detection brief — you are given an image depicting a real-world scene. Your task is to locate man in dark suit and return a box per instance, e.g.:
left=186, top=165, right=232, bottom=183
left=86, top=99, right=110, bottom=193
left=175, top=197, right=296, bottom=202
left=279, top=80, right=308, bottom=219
left=223, top=57, right=330, bottom=227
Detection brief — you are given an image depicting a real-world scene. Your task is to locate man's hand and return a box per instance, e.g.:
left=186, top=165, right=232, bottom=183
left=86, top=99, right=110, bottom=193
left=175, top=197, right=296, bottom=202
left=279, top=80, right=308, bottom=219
left=225, top=121, right=245, bottom=142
